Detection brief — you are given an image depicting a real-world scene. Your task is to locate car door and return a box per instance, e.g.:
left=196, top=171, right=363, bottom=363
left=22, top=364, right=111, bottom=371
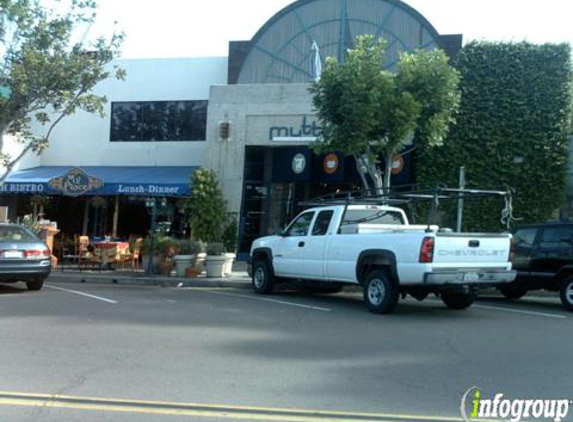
left=272, top=211, right=315, bottom=278
left=533, top=226, right=573, bottom=277
left=303, top=209, right=334, bottom=280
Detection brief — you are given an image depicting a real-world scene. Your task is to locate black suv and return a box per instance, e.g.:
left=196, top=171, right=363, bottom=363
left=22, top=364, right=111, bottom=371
left=500, top=222, right=573, bottom=311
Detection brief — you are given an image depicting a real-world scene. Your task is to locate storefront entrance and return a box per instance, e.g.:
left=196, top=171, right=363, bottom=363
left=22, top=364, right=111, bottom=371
left=238, top=146, right=362, bottom=256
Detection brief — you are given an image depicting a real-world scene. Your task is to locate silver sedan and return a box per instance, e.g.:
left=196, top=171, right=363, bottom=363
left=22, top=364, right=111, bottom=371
left=0, top=224, right=51, bottom=290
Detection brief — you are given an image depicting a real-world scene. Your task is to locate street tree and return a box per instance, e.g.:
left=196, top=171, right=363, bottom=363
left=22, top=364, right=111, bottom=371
left=309, top=35, right=461, bottom=190
left=0, top=0, right=124, bottom=182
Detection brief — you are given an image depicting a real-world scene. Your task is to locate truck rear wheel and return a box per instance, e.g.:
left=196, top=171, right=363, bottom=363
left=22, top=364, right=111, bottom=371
left=363, top=270, right=399, bottom=314
left=252, top=260, right=274, bottom=295
left=559, top=277, right=573, bottom=312
left=441, top=292, right=476, bottom=310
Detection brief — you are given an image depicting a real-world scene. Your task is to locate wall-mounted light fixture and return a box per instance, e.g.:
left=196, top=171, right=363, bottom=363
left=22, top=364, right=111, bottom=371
left=219, top=112, right=231, bottom=141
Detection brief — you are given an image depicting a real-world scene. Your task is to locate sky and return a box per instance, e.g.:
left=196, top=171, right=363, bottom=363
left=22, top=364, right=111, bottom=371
left=87, top=0, right=573, bottom=59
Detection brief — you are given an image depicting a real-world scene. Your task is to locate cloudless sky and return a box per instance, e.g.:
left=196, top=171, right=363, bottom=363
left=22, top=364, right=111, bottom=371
left=89, top=0, right=573, bottom=59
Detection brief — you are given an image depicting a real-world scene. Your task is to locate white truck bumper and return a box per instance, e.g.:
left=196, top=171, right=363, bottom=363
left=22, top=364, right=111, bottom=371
left=423, top=269, right=516, bottom=285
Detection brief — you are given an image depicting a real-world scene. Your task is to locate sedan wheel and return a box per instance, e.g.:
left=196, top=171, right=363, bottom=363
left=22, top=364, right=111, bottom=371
left=26, top=279, right=44, bottom=291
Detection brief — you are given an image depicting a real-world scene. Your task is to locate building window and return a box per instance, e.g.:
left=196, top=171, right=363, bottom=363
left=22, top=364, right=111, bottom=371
left=110, top=100, right=207, bottom=142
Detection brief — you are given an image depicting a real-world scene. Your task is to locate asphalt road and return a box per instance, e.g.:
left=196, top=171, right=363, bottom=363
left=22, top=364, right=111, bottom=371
left=0, top=279, right=572, bottom=422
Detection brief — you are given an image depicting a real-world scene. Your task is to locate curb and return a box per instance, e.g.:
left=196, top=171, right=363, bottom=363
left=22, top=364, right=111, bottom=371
left=47, top=272, right=252, bottom=289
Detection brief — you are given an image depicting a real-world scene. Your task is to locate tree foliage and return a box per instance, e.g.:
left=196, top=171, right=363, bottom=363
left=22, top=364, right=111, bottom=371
left=309, top=34, right=461, bottom=189
left=0, top=0, right=124, bottom=181
left=186, top=168, right=228, bottom=243
left=416, top=41, right=573, bottom=231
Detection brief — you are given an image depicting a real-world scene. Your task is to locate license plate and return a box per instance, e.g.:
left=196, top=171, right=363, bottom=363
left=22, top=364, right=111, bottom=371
left=3, top=250, right=23, bottom=259
left=463, top=272, right=480, bottom=282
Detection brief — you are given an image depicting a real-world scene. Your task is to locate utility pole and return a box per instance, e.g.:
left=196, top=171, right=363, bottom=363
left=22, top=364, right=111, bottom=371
left=456, top=166, right=465, bottom=232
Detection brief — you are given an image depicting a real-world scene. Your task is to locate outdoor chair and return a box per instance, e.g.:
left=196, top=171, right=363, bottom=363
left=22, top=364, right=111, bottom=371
left=118, top=238, right=143, bottom=271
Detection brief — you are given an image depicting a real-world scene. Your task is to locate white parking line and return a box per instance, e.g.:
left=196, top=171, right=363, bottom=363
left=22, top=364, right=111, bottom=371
left=474, top=304, right=566, bottom=319
left=206, top=290, right=331, bottom=312
left=47, top=284, right=118, bottom=304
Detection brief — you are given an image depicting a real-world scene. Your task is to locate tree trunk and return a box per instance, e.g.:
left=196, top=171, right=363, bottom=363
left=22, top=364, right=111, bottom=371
left=353, top=154, right=371, bottom=191
left=383, top=154, right=393, bottom=189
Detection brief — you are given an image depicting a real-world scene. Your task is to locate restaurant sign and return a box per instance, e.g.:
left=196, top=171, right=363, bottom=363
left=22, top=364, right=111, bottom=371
left=48, top=168, right=104, bottom=197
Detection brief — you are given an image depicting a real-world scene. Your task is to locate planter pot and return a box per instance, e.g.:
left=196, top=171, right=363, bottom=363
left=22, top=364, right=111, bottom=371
left=141, top=254, right=160, bottom=274
left=223, top=253, right=236, bottom=276
left=157, top=260, right=173, bottom=275
left=173, top=254, right=196, bottom=277
left=205, top=255, right=227, bottom=278
left=195, top=253, right=207, bottom=274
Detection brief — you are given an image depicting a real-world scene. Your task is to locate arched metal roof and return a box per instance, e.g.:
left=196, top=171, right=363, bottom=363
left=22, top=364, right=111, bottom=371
left=237, top=0, right=443, bottom=84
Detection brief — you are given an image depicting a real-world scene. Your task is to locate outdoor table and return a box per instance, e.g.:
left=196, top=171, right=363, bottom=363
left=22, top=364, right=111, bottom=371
left=92, top=241, right=130, bottom=266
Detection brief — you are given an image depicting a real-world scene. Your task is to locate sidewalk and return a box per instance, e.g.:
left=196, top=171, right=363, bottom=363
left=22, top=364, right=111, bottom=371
left=48, top=262, right=252, bottom=289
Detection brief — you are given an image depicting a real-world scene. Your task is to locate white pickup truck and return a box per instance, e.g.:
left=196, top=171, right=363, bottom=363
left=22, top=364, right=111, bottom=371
left=249, top=203, right=516, bottom=314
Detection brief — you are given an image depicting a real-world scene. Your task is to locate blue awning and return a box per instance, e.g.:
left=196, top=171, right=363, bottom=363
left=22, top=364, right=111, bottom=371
left=0, top=166, right=197, bottom=197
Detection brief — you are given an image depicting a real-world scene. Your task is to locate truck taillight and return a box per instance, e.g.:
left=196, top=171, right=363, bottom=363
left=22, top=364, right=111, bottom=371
left=509, top=237, right=516, bottom=262
left=419, top=237, right=434, bottom=263
left=25, top=249, right=50, bottom=259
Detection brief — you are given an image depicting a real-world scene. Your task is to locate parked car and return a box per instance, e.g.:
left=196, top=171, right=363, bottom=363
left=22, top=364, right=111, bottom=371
left=249, top=202, right=515, bottom=314
left=0, top=224, right=51, bottom=291
left=501, top=222, right=573, bottom=311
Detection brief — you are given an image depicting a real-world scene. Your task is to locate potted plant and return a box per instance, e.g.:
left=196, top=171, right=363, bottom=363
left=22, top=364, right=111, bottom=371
left=141, top=234, right=176, bottom=274
left=222, top=217, right=238, bottom=276
left=205, top=242, right=227, bottom=278
left=173, top=239, right=203, bottom=277
left=157, top=237, right=179, bottom=275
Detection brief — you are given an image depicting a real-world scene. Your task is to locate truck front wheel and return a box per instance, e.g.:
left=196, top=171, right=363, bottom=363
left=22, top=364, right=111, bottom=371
left=441, top=292, right=476, bottom=310
left=363, top=270, right=399, bottom=314
left=559, top=277, right=573, bottom=312
left=252, top=260, right=274, bottom=295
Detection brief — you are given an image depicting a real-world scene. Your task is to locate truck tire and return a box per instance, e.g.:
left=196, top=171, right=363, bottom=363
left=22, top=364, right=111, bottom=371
left=252, top=260, right=274, bottom=295
left=441, top=292, right=476, bottom=310
left=363, top=270, right=399, bottom=314
left=559, top=277, right=573, bottom=312
left=499, top=284, right=528, bottom=300
left=26, top=278, right=44, bottom=291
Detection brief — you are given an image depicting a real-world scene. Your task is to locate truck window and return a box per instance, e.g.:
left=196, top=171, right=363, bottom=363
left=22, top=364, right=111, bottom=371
left=312, top=210, right=334, bottom=236
left=513, top=228, right=538, bottom=246
left=340, top=209, right=404, bottom=226
left=284, top=212, right=315, bottom=237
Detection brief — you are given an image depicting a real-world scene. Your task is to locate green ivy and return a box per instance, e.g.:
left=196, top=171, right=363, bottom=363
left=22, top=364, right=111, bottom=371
left=416, top=41, right=573, bottom=231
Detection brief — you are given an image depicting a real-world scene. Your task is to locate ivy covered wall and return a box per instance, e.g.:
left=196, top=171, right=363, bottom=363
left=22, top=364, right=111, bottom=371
left=416, top=41, right=573, bottom=231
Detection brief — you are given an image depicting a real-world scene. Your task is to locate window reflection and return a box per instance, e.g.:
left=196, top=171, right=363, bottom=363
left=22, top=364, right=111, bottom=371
left=110, top=100, right=208, bottom=142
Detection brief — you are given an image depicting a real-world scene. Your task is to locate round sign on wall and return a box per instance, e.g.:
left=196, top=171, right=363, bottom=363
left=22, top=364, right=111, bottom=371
left=323, top=153, right=339, bottom=175
left=391, top=155, right=405, bottom=175
left=291, top=153, right=307, bottom=175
